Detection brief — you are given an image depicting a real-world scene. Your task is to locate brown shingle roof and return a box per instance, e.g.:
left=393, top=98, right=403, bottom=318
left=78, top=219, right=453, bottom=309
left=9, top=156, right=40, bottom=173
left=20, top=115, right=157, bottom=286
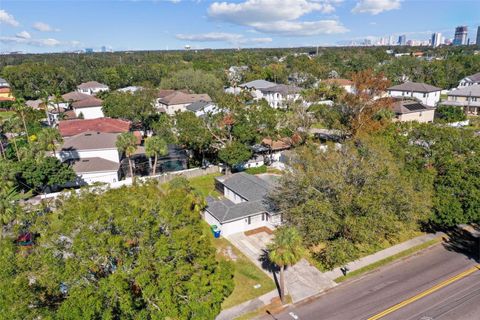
left=158, top=91, right=211, bottom=106
left=388, top=81, right=441, bottom=93
left=58, top=118, right=131, bottom=137
left=392, top=100, right=433, bottom=115
left=62, top=91, right=91, bottom=102
left=261, top=137, right=292, bottom=151
left=71, top=97, right=103, bottom=109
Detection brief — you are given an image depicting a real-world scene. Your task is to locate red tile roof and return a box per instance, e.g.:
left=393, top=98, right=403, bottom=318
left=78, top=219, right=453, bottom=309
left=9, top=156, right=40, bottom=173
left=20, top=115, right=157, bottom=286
left=58, top=118, right=131, bottom=137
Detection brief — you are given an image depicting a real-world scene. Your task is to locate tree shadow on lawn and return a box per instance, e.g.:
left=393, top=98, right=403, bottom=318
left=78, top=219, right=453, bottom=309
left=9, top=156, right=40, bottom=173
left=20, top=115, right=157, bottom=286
left=442, top=224, right=480, bottom=262
left=259, top=249, right=282, bottom=297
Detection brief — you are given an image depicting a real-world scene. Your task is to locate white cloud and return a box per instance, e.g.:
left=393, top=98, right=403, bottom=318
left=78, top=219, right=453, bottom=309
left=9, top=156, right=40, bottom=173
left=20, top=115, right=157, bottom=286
left=0, top=9, right=20, bottom=27
left=352, top=0, right=401, bottom=15
left=16, top=31, right=31, bottom=39
left=208, top=0, right=346, bottom=36
left=176, top=32, right=272, bottom=45
left=33, top=22, right=60, bottom=32
left=250, top=20, right=348, bottom=36
left=0, top=36, right=61, bottom=47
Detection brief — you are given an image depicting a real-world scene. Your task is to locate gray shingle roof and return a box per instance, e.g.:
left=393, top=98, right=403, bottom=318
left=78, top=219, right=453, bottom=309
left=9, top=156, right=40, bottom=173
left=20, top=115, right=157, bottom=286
left=388, top=81, right=442, bottom=93
left=77, top=81, right=109, bottom=89
left=71, top=157, right=119, bottom=173
left=217, top=172, right=272, bottom=201
left=447, top=84, right=480, bottom=98
left=61, top=131, right=119, bottom=151
left=259, top=84, right=301, bottom=95
left=240, top=80, right=277, bottom=90
left=206, top=197, right=271, bottom=223
left=186, top=101, right=211, bottom=112
left=463, top=72, right=480, bottom=83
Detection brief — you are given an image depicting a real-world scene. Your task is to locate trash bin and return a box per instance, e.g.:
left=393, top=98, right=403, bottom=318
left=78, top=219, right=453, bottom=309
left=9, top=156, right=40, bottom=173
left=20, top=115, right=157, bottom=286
left=211, top=225, right=221, bottom=238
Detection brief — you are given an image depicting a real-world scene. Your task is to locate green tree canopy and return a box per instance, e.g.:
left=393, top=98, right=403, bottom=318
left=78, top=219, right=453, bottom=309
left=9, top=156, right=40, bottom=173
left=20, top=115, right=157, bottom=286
left=161, top=69, right=223, bottom=98
left=0, top=179, right=234, bottom=319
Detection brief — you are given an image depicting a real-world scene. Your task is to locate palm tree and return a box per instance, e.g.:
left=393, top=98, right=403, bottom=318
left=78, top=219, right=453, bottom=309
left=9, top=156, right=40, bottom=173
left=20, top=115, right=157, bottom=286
left=268, top=226, right=305, bottom=304
left=144, top=136, right=168, bottom=176
left=52, top=91, right=65, bottom=121
left=116, top=132, right=137, bottom=183
left=4, top=116, right=22, bottom=160
left=40, top=91, right=52, bottom=126
left=37, top=128, right=62, bottom=157
left=12, top=98, right=30, bottom=142
left=0, top=181, right=31, bottom=238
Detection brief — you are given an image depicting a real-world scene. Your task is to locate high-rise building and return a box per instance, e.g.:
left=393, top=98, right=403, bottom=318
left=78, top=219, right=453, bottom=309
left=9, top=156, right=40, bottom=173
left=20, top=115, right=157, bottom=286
left=389, top=35, right=395, bottom=46
left=431, top=32, right=442, bottom=47
left=101, top=46, right=106, bottom=53
left=398, top=35, right=406, bottom=46
left=477, top=26, right=480, bottom=47
left=453, top=26, right=468, bottom=45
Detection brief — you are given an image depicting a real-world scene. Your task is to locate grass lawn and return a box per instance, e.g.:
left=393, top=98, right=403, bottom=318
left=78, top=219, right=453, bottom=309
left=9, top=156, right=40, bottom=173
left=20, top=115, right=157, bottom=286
left=188, top=173, right=222, bottom=198
left=214, top=236, right=276, bottom=309
left=0, top=111, right=15, bottom=120
left=334, top=238, right=441, bottom=283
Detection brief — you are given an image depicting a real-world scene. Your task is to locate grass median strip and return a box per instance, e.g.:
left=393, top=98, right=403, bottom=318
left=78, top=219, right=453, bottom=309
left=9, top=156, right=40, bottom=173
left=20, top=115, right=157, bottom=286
left=334, top=238, right=441, bottom=283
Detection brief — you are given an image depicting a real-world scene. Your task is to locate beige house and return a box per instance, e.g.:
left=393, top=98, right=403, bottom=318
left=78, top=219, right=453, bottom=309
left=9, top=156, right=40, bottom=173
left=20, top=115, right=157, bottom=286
left=392, top=99, right=435, bottom=123
left=442, top=84, right=480, bottom=115
left=155, top=90, right=212, bottom=115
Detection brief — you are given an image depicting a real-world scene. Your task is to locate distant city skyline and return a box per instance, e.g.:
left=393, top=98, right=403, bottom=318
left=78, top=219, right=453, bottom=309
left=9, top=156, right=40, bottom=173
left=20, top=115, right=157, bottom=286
left=0, top=0, right=479, bottom=53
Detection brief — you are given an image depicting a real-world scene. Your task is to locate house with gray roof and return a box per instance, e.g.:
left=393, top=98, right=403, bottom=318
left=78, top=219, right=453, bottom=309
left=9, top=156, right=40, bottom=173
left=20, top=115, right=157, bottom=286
left=442, top=84, right=480, bottom=115
left=259, top=84, right=302, bottom=109
left=391, top=99, right=435, bottom=123
left=458, top=72, right=480, bottom=88
left=387, top=81, right=442, bottom=107
left=203, top=172, right=281, bottom=236
left=55, top=131, right=121, bottom=185
left=186, top=100, right=218, bottom=117
left=76, top=81, right=109, bottom=96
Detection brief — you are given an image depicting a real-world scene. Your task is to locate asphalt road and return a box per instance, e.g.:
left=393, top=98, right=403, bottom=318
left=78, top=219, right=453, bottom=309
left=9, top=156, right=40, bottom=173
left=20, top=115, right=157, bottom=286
left=260, top=243, right=480, bottom=320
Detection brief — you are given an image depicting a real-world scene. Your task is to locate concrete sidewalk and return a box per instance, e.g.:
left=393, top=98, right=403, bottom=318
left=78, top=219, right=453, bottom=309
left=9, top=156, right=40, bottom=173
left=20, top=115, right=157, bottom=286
left=216, top=290, right=278, bottom=320
left=323, top=232, right=443, bottom=280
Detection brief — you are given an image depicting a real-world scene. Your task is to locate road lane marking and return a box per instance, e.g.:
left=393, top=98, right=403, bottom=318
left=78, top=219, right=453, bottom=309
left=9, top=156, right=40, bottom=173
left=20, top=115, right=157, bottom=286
left=368, top=264, right=480, bottom=320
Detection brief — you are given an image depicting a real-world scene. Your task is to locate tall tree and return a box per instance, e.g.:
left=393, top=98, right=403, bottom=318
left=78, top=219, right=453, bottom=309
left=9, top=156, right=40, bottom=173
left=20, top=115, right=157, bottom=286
left=36, top=127, right=62, bottom=156
left=116, top=132, right=138, bottom=182
left=12, top=98, right=30, bottom=142
left=144, top=136, right=168, bottom=175
left=268, top=227, right=305, bottom=304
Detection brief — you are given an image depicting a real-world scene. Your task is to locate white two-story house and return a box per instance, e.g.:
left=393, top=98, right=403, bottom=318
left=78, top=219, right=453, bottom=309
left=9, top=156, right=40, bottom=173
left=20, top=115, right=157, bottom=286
left=259, top=84, right=302, bottom=109
left=387, top=82, right=442, bottom=107
left=71, top=97, right=104, bottom=119
left=56, top=131, right=121, bottom=185
left=203, top=173, right=281, bottom=236
left=156, top=90, right=212, bottom=115
left=458, top=72, right=480, bottom=88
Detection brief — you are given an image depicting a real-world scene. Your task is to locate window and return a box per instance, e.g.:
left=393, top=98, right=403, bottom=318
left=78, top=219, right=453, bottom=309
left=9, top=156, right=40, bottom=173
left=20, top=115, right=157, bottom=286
left=423, top=93, right=427, bottom=98
left=247, top=216, right=251, bottom=225
left=261, top=213, right=265, bottom=221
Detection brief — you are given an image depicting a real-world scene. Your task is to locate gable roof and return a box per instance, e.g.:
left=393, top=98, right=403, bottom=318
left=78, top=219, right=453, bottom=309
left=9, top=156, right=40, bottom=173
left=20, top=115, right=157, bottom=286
left=463, top=72, right=480, bottom=83
left=259, top=84, right=301, bottom=95
left=62, top=91, right=93, bottom=102
left=157, top=89, right=177, bottom=99
left=216, top=172, right=272, bottom=201
left=261, top=137, right=292, bottom=151
left=58, top=118, right=131, bottom=137
left=71, top=157, right=119, bottom=174
left=447, top=84, right=480, bottom=98
left=388, top=81, right=442, bottom=93
left=158, top=91, right=211, bottom=106
left=392, top=100, right=433, bottom=115
left=206, top=197, right=271, bottom=223
left=60, top=131, right=119, bottom=151
left=71, top=97, right=103, bottom=109
left=77, top=81, right=109, bottom=90
left=240, top=80, right=277, bottom=90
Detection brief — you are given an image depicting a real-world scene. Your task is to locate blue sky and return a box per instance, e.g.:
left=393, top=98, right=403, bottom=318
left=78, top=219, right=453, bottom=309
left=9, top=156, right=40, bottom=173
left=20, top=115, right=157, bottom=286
left=1, top=0, right=479, bottom=53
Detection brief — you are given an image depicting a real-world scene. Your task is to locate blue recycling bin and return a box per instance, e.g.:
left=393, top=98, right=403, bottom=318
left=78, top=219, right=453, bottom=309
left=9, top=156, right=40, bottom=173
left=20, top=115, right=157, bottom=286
left=211, top=225, right=221, bottom=238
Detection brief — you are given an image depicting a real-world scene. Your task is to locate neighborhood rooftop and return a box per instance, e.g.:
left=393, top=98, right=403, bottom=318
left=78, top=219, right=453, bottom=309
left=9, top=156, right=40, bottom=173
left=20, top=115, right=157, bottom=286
left=392, top=100, right=433, bottom=115
left=447, top=84, right=480, bottom=97
left=216, top=172, right=273, bottom=201
left=77, top=81, right=109, bottom=89
left=240, top=80, right=277, bottom=89
left=259, top=84, right=302, bottom=94
left=186, top=100, right=212, bottom=112
left=388, top=81, right=442, bottom=93
left=463, top=72, right=480, bottom=83
left=206, top=196, right=271, bottom=223
left=62, top=91, right=92, bottom=102
left=159, top=91, right=211, bottom=105
left=71, top=97, right=103, bottom=108
left=71, top=157, right=120, bottom=174
left=60, top=131, right=119, bottom=151
left=58, top=118, right=131, bottom=137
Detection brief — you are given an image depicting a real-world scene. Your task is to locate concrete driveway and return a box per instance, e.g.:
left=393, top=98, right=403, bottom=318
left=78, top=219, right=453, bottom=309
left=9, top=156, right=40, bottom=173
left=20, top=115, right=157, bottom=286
left=226, top=231, right=336, bottom=303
